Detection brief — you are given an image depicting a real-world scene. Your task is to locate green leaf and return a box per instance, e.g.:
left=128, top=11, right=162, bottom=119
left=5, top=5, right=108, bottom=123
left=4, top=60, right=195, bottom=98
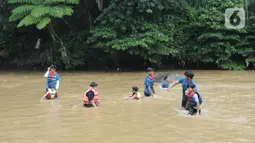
left=36, top=17, right=51, bottom=29
left=31, top=6, right=50, bottom=18
left=17, top=14, right=40, bottom=27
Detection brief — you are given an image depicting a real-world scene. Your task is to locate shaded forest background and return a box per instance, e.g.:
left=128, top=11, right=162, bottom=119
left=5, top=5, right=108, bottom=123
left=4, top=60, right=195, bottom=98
left=0, top=0, right=254, bottom=70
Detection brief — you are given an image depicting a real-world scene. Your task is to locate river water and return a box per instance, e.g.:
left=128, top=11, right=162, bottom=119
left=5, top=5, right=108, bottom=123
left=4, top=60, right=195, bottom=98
left=0, top=70, right=254, bottom=143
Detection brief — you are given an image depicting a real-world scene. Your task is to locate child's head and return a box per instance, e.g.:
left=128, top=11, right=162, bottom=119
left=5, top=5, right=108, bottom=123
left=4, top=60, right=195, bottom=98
left=50, top=65, right=57, bottom=72
left=132, top=86, right=139, bottom=92
left=147, top=67, right=154, bottom=76
left=164, top=76, right=170, bottom=82
left=187, top=83, right=196, bottom=92
left=90, top=82, right=98, bottom=89
left=184, top=71, right=194, bottom=80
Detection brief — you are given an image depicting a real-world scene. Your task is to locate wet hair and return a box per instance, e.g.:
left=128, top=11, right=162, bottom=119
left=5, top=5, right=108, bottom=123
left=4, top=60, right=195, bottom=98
left=90, top=82, right=98, bottom=87
left=147, top=67, right=154, bottom=72
left=164, top=76, right=169, bottom=80
left=132, top=86, right=139, bottom=92
left=50, top=64, right=57, bottom=69
left=187, top=83, right=196, bottom=89
left=184, top=71, right=194, bottom=79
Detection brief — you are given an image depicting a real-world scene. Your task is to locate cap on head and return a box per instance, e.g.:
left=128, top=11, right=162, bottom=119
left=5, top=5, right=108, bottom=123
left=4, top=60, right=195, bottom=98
left=164, top=76, right=169, bottom=80
left=184, top=71, right=194, bottom=79
left=146, top=67, right=154, bottom=72
left=187, top=83, right=196, bottom=89
left=90, top=82, right=98, bottom=87
left=132, top=86, right=139, bottom=92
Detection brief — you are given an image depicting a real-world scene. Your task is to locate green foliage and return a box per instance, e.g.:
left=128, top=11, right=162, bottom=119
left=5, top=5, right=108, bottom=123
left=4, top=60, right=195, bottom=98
left=1, top=0, right=255, bottom=70
left=88, top=0, right=184, bottom=63
left=8, top=0, right=79, bottom=29
left=172, top=0, right=255, bottom=70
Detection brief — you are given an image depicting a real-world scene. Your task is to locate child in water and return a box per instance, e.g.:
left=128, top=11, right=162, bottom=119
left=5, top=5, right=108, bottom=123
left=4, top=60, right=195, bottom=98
left=144, top=67, right=155, bottom=97
left=125, top=86, right=142, bottom=100
left=41, top=86, right=58, bottom=100
left=83, top=82, right=100, bottom=108
left=185, top=83, right=202, bottom=116
left=160, top=76, right=170, bottom=88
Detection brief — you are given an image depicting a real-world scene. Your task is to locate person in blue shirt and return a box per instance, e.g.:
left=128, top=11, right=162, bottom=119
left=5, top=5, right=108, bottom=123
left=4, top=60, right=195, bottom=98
left=167, top=71, right=198, bottom=109
left=144, top=67, right=155, bottom=97
left=161, top=76, right=170, bottom=88
left=44, top=65, right=60, bottom=93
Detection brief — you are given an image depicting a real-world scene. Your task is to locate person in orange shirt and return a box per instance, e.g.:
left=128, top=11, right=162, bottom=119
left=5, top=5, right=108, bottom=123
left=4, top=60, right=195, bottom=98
left=83, top=82, right=100, bottom=108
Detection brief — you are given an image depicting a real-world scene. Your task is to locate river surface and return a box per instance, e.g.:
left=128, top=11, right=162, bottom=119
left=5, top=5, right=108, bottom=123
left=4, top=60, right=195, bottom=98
left=0, top=70, right=254, bottom=143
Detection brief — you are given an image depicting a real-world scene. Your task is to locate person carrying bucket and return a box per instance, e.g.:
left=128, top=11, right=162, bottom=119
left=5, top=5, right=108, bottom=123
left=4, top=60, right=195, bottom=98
left=44, top=65, right=60, bottom=93
left=167, top=71, right=198, bottom=109
left=83, top=82, right=100, bottom=108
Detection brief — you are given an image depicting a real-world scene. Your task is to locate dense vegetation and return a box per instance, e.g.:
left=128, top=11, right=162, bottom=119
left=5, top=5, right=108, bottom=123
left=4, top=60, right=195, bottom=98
left=0, top=0, right=254, bottom=70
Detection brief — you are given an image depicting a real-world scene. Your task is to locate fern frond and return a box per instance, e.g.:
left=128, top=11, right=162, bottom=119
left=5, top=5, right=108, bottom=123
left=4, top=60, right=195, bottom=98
left=44, top=0, right=79, bottom=4
left=9, top=5, right=38, bottom=22
left=36, top=17, right=51, bottom=29
left=31, top=6, right=50, bottom=18
left=8, top=0, right=43, bottom=5
left=10, top=5, right=37, bottom=15
left=48, top=6, right=73, bottom=18
left=17, top=14, right=40, bottom=27
left=65, top=0, right=79, bottom=4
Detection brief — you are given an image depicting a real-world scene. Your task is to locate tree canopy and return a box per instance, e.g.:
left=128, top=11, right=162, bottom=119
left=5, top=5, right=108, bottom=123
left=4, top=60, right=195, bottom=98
left=0, top=0, right=254, bottom=70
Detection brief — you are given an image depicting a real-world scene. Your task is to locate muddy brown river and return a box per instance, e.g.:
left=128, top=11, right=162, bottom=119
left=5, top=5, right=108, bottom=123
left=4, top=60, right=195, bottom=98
left=0, top=70, right=254, bottom=143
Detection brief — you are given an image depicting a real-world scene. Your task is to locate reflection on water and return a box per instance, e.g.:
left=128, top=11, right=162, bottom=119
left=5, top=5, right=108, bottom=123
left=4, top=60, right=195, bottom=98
left=0, top=70, right=254, bottom=143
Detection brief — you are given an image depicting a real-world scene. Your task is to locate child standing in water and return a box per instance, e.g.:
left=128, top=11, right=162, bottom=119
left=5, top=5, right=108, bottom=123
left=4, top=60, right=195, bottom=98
left=83, top=82, right=100, bottom=108
left=185, top=83, right=202, bottom=116
left=161, top=76, right=170, bottom=88
left=144, top=67, right=155, bottom=97
left=41, top=85, right=58, bottom=100
left=125, top=86, right=142, bottom=100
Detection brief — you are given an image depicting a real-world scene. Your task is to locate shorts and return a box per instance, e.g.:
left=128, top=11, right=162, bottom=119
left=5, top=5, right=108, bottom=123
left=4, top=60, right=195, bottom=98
left=83, top=104, right=94, bottom=108
left=144, top=92, right=151, bottom=97
left=188, top=104, right=201, bottom=115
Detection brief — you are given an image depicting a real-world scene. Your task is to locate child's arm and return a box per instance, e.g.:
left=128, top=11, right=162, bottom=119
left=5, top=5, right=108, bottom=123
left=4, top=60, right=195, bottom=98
left=41, top=92, right=48, bottom=100
left=167, top=80, right=179, bottom=91
left=148, top=86, right=154, bottom=96
left=185, top=90, right=189, bottom=96
left=90, top=101, right=97, bottom=108
left=194, top=94, right=200, bottom=116
left=44, top=67, right=50, bottom=77
left=196, top=102, right=200, bottom=116
left=131, top=93, right=137, bottom=99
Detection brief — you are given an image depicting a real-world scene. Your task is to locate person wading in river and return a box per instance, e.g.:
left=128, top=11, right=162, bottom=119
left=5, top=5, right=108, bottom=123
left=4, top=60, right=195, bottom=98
left=185, top=83, right=202, bottom=116
left=44, top=65, right=60, bottom=93
left=167, top=71, right=198, bottom=109
left=83, top=82, right=100, bottom=108
left=144, top=67, right=155, bottom=97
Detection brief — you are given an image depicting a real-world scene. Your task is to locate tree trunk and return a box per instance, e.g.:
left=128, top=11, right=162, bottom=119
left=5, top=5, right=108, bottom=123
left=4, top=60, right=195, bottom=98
left=48, top=23, right=69, bottom=65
